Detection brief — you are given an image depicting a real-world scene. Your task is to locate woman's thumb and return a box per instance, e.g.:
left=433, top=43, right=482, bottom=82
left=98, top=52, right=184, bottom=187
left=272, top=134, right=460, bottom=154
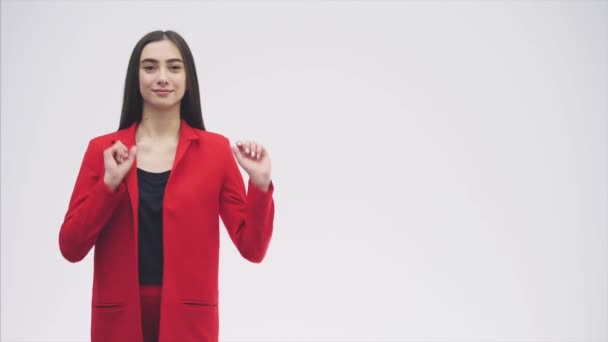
left=129, top=145, right=137, bottom=159
left=231, top=144, right=241, bottom=158
left=122, top=146, right=137, bottom=168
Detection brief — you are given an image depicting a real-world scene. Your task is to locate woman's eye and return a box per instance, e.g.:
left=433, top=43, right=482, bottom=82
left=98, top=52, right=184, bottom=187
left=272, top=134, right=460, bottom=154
left=143, top=65, right=155, bottom=71
left=170, top=65, right=182, bottom=71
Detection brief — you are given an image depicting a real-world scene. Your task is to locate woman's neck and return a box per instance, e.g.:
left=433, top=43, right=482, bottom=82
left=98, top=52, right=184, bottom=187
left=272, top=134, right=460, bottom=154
left=137, top=105, right=181, bottom=142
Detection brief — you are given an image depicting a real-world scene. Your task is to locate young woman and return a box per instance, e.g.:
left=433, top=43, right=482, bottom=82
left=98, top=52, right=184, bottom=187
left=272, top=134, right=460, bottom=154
left=58, top=30, right=275, bottom=342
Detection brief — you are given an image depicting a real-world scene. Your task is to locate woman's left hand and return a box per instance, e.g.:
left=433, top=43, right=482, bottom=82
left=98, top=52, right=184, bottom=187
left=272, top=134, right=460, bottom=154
left=231, top=140, right=272, bottom=191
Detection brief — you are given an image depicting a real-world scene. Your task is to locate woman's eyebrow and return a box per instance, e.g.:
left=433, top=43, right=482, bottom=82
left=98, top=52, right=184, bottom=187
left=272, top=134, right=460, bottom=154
left=140, top=58, right=184, bottom=64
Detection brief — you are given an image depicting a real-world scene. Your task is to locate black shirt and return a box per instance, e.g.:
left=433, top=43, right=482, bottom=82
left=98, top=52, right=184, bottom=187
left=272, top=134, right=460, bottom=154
left=137, top=167, right=171, bottom=285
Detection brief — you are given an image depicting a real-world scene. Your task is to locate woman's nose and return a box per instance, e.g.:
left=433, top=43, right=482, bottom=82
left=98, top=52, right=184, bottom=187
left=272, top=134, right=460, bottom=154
left=156, top=68, right=169, bottom=85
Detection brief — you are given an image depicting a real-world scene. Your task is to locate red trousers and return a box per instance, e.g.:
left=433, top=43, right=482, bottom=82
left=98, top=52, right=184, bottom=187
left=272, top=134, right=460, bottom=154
left=139, top=284, right=162, bottom=342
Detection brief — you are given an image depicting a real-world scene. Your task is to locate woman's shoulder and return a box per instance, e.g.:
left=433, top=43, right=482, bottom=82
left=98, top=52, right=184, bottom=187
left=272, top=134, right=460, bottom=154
left=87, top=129, right=127, bottom=148
left=196, top=129, right=231, bottom=146
left=79, top=125, right=135, bottom=159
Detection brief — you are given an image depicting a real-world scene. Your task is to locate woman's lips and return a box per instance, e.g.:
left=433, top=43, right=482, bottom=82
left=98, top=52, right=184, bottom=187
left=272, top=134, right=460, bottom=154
left=153, top=90, right=173, bottom=97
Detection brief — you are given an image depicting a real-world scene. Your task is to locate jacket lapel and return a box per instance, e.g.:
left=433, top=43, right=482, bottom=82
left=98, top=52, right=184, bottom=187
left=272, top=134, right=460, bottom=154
left=118, top=122, right=140, bottom=284
left=172, top=118, right=200, bottom=176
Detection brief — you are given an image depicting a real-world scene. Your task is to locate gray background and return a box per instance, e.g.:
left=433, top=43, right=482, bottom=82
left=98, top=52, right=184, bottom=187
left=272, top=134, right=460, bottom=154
left=1, top=0, right=607, bottom=341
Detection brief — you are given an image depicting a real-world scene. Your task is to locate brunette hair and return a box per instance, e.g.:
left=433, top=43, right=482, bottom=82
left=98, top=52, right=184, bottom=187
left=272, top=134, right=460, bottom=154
left=118, top=30, right=205, bottom=130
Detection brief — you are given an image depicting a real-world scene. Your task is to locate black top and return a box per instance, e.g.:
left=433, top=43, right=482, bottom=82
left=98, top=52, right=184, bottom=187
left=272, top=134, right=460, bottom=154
left=137, top=167, right=171, bottom=285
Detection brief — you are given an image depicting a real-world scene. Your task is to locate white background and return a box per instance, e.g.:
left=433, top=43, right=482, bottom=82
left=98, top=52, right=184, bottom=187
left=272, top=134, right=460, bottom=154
left=1, top=1, right=607, bottom=341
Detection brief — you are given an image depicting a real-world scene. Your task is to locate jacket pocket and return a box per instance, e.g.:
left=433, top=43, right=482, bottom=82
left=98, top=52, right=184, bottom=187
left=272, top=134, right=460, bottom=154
left=93, top=303, right=126, bottom=311
left=91, top=304, right=134, bottom=342
left=173, top=300, right=219, bottom=341
left=181, top=299, right=217, bottom=309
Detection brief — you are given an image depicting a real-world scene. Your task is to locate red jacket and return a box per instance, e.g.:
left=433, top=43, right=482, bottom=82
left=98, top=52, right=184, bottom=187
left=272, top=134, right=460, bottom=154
left=59, top=119, right=275, bottom=342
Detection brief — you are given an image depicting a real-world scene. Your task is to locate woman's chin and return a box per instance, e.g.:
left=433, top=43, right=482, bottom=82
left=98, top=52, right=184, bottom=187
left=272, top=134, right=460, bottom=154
left=146, top=99, right=180, bottom=111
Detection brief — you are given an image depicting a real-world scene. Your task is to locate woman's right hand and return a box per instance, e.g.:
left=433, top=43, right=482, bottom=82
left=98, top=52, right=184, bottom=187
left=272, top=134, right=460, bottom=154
left=103, top=140, right=137, bottom=192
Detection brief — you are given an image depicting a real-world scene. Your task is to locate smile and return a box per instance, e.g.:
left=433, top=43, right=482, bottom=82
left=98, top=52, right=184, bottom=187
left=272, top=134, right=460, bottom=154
left=153, top=90, right=173, bottom=96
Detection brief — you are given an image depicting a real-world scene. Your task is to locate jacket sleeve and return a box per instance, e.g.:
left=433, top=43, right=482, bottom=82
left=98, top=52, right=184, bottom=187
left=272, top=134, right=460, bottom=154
left=219, top=138, right=275, bottom=263
left=59, top=140, right=127, bottom=263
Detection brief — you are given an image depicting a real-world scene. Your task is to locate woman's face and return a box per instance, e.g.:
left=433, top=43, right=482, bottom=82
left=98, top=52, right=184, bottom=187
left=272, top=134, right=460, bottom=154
left=139, top=40, right=187, bottom=111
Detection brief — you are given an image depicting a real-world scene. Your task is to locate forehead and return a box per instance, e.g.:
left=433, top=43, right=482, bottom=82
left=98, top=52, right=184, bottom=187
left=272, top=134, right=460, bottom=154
left=140, top=40, right=183, bottom=62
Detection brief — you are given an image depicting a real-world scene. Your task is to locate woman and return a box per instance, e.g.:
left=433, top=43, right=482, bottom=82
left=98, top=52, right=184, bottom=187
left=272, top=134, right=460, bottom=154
left=58, top=30, right=275, bottom=342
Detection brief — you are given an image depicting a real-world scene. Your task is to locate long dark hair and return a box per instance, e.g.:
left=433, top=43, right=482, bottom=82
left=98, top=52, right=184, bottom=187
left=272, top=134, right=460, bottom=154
left=118, top=30, right=205, bottom=130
